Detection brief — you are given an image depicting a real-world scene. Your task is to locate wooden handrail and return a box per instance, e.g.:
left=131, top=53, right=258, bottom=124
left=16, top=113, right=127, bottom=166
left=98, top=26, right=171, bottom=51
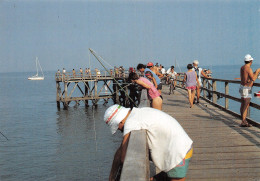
left=120, top=130, right=149, bottom=181
left=175, top=75, right=260, bottom=126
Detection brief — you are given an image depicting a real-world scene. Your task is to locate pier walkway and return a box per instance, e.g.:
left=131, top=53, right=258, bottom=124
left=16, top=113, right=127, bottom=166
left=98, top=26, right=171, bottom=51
left=161, top=87, right=260, bottom=180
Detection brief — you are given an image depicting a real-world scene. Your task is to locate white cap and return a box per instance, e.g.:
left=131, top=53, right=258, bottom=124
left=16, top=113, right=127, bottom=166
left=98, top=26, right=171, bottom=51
left=193, top=60, right=199, bottom=65
left=244, top=54, right=253, bottom=62
left=104, top=104, right=130, bottom=134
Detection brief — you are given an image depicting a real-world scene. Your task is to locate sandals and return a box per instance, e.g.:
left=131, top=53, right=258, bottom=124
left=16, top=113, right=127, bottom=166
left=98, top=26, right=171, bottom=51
left=240, top=123, right=252, bottom=127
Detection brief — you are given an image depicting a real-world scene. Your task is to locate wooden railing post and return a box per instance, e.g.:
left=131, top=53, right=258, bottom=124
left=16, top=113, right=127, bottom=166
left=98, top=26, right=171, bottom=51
left=64, top=82, right=68, bottom=109
left=225, top=82, right=229, bottom=109
left=212, top=80, right=217, bottom=103
left=203, top=78, right=206, bottom=99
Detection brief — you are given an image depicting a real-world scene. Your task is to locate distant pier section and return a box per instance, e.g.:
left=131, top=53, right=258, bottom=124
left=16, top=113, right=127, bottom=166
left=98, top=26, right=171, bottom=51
left=55, top=70, right=129, bottom=109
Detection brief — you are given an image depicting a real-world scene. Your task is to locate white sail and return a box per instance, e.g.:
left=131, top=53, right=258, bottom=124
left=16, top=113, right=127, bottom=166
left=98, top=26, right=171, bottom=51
left=28, top=57, right=44, bottom=80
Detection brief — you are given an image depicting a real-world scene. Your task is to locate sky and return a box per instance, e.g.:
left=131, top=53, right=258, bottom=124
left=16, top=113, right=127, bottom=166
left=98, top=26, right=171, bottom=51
left=0, top=0, right=259, bottom=73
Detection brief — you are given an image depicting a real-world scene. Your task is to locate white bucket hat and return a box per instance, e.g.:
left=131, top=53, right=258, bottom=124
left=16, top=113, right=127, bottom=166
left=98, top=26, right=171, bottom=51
left=104, top=104, right=130, bottom=134
left=244, top=54, right=253, bottom=62
left=193, top=60, right=199, bottom=65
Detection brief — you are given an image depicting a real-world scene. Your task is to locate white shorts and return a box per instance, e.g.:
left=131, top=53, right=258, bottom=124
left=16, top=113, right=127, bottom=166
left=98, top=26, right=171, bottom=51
left=239, top=85, right=252, bottom=99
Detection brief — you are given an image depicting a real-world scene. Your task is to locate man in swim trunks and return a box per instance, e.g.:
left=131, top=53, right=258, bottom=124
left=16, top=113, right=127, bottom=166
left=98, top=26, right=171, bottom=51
left=239, top=54, right=260, bottom=127
left=104, top=105, right=193, bottom=181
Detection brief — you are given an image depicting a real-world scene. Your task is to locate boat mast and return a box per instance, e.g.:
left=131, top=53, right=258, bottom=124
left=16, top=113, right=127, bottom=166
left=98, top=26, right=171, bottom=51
left=36, top=57, right=39, bottom=76
left=37, top=58, right=44, bottom=77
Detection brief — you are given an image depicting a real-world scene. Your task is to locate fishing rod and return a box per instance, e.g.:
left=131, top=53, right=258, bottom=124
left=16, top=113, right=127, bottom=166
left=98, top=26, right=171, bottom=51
left=0, top=131, right=8, bottom=141
left=89, top=48, right=138, bottom=107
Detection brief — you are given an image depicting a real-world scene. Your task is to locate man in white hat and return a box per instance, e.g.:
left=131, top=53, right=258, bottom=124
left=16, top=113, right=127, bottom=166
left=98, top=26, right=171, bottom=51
left=239, top=54, right=260, bottom=127
left=192, top=60, right=209, bottom=104
left=104, top=104, right=193, bottom=181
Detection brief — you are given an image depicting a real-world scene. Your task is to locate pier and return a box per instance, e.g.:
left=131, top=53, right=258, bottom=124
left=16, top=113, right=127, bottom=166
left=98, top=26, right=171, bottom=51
left=120, top=86, right=259, bottom=180
left=55, top=72, right=129, bottom=109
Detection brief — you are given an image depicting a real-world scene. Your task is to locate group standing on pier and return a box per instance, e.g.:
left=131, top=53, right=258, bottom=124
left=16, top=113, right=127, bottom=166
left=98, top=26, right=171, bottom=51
left=102, top=54, right=260, bottom=181
left=102, top=59, right=213, bottom=181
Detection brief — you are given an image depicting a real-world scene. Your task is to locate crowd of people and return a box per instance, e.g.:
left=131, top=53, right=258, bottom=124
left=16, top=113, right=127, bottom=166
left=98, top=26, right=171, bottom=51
left=103, top=54, right=260, bottom=181
left=103, top=60, right=213, bottom=181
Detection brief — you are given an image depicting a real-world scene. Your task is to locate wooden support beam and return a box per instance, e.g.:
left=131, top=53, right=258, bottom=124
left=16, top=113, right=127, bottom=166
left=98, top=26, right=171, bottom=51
left=85, top=82, right=89, bottom=107
left=56, top=82, right=60, bottom=108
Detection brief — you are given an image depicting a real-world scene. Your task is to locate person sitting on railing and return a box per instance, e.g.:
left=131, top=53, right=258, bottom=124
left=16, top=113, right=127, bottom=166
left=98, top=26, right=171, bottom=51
left=72, top=69, right=76, bottom=78
left=239, top=54, right=260, bottom=127
left=56, top=69, right=61, bottom=78
left=79, top=68, right=83, bottom=77
left=104, top=104, right=193, bottom=181
left=85, top=68, right=88, bottom=77
left=62, top=68, right=66, bottom=80
left=110, top=69, right=113, bottom=77
left=128, top=72, right=162, bottom=110
left=192, top=60, right=210, bottom=104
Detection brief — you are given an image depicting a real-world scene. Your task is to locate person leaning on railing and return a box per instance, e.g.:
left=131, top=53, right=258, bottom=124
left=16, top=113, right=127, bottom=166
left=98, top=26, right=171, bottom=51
left=104, top=105, right=193, bottom=181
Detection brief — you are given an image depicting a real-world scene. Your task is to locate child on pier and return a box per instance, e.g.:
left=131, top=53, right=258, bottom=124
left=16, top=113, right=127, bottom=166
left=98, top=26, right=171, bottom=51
left=183, top=64, right=200, bottom=108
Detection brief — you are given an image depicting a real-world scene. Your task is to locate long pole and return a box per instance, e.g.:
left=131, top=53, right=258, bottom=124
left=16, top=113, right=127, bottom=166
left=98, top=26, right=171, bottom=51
left=89, top=48, right=137, bottom=107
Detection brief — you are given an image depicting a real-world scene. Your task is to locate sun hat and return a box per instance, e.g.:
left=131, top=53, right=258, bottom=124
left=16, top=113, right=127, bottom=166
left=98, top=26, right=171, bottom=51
left=147, top=62, right=154, bottom=67
left=104, top=104, right=130, bottom=134
left=244, top=54, right=253, bottom=62
left=193, top=60, right=199, bottom=65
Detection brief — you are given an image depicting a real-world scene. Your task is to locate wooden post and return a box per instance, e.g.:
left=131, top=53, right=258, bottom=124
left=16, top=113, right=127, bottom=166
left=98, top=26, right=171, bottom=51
left=85, top=82, right=89, bottom=107
left=203, top=79, right=206, bottom=99
left=124, top=83, right=129, bottom=107
left=116, top=84, right=120, bottom=104
left=94, top=80, right=98, bottom=106
left=64, top=82, right=68, bottom=109
left=212, top=80, right=217, bottom=103
left=225, top=82, right=229, bottom=109
left=56, top=81, right=60, bottom=108
left=247, top=105, right=250, bottom=118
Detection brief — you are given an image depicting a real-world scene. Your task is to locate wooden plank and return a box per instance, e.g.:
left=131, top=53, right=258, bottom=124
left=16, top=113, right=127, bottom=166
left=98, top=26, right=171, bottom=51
left=160, top=86, right=260, bottom=180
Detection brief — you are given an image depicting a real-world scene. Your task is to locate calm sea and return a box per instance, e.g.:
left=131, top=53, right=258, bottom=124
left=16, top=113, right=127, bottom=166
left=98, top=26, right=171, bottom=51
left=0, top=64, right=259, bottom=181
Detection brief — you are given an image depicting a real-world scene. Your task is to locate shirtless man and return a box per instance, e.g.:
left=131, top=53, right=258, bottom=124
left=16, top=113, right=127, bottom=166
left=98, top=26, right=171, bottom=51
left=239, top=54, right=260, bottom=127
left=145, top=62, right=164, bottom=94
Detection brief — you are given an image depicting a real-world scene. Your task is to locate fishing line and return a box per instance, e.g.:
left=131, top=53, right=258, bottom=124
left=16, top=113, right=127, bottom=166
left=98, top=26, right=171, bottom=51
left=89, top=48, right=138, bottom=107
left=88, top=49, right=101, bottom=180
left=88, top=50, right=94, bottom=98
left=92, top=107, right=101, bottom=180
left=0, top=131, right=8, bottom=141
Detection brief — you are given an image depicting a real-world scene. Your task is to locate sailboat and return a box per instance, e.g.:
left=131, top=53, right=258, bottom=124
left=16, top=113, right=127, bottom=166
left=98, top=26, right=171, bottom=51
left=28, top=57, right=44, bottom=80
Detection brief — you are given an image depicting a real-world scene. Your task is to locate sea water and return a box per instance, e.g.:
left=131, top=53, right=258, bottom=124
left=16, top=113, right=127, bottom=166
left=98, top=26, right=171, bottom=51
left=0, top=72, right=121, bottom=181
left=0, top=65, right=259, bottom=180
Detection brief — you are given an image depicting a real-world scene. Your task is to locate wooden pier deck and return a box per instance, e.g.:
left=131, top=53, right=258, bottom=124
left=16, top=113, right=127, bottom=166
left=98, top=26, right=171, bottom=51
left=161, top=87, right=260, bottom=180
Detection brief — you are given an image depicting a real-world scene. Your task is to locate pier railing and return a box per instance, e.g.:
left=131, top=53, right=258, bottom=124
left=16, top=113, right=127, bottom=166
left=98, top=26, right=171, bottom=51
left=175, top=75, right=260, bottom=127
left=55, top=71, right=129, bottom=82
left=120, top=130, right=149, bottom=181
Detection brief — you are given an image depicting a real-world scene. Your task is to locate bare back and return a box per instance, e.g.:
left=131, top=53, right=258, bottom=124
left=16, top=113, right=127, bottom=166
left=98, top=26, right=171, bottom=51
left=240, top=64, right=254, bottom=87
